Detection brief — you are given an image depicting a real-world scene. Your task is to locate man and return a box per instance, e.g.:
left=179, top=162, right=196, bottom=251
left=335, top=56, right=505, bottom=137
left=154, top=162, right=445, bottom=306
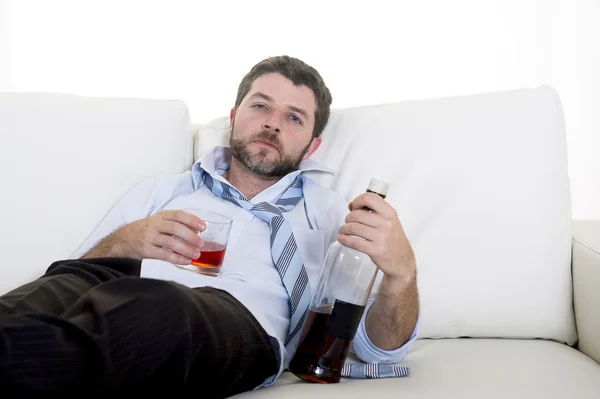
left=0, top=56, right=419, bottom=396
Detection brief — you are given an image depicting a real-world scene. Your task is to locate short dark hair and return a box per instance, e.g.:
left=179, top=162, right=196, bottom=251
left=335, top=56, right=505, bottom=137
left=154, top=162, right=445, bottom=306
left=234, top=56, right=333, bottom=138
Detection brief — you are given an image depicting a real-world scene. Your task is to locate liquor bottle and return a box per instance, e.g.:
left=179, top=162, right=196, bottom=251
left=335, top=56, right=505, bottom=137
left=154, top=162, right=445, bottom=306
left=289, top=178, right=389, bottom=384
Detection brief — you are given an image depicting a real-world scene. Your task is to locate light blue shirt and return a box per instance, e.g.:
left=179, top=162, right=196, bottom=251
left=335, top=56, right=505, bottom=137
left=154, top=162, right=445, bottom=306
left=71, top=146, right=419, bottom=387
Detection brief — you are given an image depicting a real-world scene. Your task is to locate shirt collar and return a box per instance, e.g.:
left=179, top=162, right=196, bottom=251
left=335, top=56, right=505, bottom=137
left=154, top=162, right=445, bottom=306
left=191, top=146, right=335, bottom=192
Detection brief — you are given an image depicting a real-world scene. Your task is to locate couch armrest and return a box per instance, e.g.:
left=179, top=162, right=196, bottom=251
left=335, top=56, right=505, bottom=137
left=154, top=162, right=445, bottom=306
left=572, top=219, right=600, bottom=364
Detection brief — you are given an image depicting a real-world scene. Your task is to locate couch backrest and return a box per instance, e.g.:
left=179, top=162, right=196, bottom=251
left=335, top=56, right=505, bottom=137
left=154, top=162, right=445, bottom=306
left=0, top=92, right=194, bottom=294
left=195, top=86, right=577, bottom=344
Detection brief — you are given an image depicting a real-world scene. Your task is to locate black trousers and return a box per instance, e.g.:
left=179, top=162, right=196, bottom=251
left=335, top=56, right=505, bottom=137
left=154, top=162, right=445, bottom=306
left=0, top=258, right=279, bottom=397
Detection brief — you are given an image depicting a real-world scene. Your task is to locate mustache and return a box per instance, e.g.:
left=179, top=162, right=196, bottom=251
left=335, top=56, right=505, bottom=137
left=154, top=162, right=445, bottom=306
left=251, top=131, right=281, bottom=150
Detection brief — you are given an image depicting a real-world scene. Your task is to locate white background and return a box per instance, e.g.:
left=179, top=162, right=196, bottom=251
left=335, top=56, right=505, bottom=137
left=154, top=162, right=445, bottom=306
left=0, top=0, right=598, bottom=218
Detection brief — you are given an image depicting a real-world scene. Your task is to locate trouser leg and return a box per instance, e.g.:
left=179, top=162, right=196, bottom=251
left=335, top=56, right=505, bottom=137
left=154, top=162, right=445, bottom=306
left=0, top=258, right=279, bottom=397
left=0, top=257, right=141, bottom=315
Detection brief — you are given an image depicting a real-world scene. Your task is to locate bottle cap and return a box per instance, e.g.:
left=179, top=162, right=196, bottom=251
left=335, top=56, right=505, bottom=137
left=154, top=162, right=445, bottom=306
left=368, top=178, right=389, bottom=197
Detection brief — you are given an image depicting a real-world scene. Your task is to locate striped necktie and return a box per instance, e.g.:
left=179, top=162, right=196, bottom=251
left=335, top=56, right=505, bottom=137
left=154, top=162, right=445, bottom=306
left=201, top=170, right=411, bottom=379
left=201, top=171, right=310, bottom=353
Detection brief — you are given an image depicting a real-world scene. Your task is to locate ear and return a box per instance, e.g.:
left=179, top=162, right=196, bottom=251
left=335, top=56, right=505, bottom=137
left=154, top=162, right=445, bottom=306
left=302, top=136, right=322, bottom=160
left=229, top=108, right=236, bottom=128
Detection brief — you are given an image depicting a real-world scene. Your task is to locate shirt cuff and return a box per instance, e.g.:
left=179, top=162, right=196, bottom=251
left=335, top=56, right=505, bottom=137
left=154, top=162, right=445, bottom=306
left=351, top=300, right=420, bottom=364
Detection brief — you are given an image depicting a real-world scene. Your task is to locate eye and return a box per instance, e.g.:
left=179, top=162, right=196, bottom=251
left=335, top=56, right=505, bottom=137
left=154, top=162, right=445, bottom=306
left=289, top=114, right=303, bottom=125
left=252, top=103, right=266, bottom=110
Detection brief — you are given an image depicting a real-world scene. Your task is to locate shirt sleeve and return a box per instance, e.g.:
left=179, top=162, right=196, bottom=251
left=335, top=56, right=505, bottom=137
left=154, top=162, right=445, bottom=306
left=352, top=295, right=420, bottom=364
left=69, top=178, right=158, bottom=259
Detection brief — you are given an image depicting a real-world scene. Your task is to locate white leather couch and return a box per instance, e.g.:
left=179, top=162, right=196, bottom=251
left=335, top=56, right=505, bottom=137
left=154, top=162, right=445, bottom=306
left=1, top=87, right=599, bottom=398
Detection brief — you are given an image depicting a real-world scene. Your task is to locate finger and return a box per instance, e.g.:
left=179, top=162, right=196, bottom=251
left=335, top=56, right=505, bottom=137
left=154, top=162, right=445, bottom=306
left=344, top=208, right=386, bottom=227
left=338, top=222, right=379, bottom=242
left=158, top=210, right=206, bottom=231
left=350, top=193, right=396, bottom=217
left=158, top=220, right=204, bottom=249
left=155, top=233, right=201, bottom=260
left=337, top=233, right=375, bottom=255
left=148, top=245, right=193, bottom=265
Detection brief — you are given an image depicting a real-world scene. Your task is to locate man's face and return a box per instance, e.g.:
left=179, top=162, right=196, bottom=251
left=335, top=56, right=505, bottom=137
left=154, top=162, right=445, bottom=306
left=229, top=73, right=322, bottom=178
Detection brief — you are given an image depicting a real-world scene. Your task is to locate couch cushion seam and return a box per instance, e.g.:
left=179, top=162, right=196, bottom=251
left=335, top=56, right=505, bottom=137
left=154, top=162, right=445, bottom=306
left=573, top=237, right=600, bottom=257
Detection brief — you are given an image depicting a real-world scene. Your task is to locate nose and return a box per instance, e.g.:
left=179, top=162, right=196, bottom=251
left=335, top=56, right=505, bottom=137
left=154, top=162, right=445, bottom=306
left=262, top=111, right=282, bottom=133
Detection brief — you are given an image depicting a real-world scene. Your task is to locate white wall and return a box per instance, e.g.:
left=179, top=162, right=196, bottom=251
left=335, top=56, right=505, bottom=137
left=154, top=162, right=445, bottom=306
left=0, top=0, right=11, bottom=91
left=1, top=0, right=599, bottom=219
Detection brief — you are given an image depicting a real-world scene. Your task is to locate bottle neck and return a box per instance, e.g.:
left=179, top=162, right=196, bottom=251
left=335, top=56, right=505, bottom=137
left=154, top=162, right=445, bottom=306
left=361, top=189, right=386, bottom=212
left=366, top=189, right=386, bottom=199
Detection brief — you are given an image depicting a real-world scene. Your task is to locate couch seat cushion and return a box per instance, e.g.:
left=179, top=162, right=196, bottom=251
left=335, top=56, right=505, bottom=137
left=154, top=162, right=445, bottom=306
left=233, top=339, right=600, bottom=398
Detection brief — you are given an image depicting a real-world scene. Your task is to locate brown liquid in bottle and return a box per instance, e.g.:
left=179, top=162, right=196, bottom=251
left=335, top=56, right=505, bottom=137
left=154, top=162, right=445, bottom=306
left=289, top=301, right=366, bottom=384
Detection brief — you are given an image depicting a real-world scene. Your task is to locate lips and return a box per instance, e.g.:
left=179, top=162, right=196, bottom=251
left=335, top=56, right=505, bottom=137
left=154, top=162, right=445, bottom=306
left=254, top=140, right=279, bottom=152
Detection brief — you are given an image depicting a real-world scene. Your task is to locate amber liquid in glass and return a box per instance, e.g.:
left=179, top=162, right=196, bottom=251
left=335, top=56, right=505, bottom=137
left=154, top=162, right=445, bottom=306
left=189, top=242, right=226, bottom=268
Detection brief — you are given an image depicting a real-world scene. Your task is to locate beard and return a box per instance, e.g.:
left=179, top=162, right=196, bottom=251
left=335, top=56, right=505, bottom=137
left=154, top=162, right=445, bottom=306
left=229, top=125, right=311, bottom=178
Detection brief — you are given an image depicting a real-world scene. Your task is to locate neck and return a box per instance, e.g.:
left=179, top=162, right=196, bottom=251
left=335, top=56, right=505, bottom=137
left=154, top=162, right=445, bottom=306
left=224, top=157, right=281, bottom=200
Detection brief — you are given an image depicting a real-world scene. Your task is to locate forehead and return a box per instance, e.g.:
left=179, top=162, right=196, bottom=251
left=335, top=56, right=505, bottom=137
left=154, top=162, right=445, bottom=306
left=245, top=73, right=317, bottom=115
